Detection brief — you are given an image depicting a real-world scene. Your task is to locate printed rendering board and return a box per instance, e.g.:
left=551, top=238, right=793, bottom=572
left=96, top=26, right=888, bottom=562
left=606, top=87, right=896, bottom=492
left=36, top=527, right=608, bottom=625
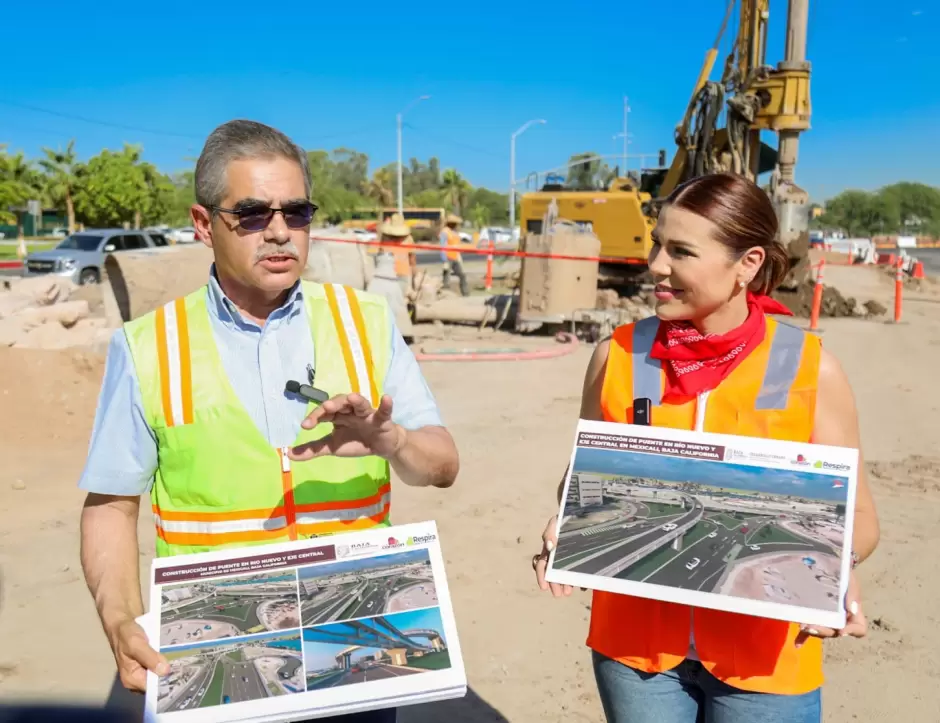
left=545, top=420, right=859, bottom=629
left=142, top=521, right=465, bottom=723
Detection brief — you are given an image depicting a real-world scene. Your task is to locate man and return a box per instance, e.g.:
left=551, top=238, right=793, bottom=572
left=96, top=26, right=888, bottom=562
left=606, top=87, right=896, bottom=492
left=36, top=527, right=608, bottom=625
left=78, top=119, right=459, bottom=723
left=377, top=212, right=416, bottom=283
left=438, top=213, right=469, bottom=296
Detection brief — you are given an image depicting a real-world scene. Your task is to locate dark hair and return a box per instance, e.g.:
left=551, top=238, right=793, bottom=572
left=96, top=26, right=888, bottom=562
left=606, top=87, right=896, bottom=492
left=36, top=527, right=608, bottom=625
left=664, top=172, right=790, bottom=295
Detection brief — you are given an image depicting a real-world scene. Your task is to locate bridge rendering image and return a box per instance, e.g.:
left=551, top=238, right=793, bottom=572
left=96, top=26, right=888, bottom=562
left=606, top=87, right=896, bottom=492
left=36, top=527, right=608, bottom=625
left=303, top=607, right=451, bottom=690
left=298, top=549, right=437, bottom=627
left=160, top=570, right=301, bottom=647
left=552, top=446, right=851, bottom=612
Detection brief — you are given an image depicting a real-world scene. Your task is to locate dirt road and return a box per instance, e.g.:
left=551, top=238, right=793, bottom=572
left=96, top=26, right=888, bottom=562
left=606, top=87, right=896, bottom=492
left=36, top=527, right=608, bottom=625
left=0, top=264, right=938, bottom=722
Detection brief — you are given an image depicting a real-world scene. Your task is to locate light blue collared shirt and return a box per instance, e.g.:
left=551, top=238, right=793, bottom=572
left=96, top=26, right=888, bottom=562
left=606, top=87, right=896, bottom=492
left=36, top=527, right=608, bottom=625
left=78, top=272, right=443, bottom=497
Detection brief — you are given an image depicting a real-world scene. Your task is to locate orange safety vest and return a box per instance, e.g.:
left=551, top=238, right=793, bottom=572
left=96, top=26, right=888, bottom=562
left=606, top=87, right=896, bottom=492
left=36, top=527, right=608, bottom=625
left=442, top=227, right=462, bottom=262
left=586, top=315, right=824, bottom=695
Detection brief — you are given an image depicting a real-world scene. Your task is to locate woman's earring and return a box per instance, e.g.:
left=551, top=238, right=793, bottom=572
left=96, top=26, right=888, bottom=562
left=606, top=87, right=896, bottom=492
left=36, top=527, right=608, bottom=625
left=738, top=280, right=746, bottom=289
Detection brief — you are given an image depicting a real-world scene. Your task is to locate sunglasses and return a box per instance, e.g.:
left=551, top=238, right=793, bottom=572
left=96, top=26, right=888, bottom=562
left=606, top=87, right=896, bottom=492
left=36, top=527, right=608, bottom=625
left=210, top=201, right=318, bottom=232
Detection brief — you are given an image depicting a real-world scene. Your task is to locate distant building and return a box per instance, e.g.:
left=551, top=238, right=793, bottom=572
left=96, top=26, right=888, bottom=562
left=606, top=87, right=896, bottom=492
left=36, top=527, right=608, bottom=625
left=572, top=474, right=603, bottom=507
left=164, top=587, right=193, bottom=603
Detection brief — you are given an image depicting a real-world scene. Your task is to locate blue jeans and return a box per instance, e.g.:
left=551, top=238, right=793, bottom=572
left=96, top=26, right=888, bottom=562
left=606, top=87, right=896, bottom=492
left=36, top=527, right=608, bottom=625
left=592, top=652, right=820, bottom=723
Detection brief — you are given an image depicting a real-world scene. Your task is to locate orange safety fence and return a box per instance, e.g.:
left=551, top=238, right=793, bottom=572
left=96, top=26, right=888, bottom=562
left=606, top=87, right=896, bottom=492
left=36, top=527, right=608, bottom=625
left=310, top=234, right=648, bottom=265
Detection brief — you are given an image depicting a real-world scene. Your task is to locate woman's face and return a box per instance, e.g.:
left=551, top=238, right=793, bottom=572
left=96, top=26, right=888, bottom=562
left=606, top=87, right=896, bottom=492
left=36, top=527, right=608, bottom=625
left=648, top=204, right=762, bottom=324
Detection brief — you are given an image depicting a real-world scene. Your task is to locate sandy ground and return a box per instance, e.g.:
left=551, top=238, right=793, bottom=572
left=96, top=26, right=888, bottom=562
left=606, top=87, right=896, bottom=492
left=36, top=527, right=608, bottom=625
left=0, top=264, right=939, bottom=722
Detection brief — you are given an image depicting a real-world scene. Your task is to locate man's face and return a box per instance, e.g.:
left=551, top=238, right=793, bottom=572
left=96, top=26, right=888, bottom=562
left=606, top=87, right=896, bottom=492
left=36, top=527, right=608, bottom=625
left=196, top=156, right=310, bottom=294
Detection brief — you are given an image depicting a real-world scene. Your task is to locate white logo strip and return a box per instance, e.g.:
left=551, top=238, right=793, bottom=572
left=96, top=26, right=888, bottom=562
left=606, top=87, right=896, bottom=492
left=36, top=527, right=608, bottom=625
left=162, top=301, right=185, bottom=427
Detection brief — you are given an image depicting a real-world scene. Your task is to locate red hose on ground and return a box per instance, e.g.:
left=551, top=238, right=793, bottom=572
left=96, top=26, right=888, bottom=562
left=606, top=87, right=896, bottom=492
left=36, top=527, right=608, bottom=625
left=413, top=332, right=580, bottom=362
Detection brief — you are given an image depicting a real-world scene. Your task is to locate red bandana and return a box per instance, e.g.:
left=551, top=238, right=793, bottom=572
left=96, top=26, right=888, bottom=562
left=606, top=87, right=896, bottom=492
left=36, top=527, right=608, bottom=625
left=650, top=293, right=793, bottom=400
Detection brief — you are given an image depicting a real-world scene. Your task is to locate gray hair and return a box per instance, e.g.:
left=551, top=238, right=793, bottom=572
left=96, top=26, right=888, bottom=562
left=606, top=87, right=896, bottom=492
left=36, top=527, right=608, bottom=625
left=194, top=119, right=310, bottom=208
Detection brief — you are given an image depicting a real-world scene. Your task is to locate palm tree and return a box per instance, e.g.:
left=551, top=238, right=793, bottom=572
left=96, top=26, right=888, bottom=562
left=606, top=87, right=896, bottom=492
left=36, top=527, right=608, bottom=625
left=441, top=169, right=471, bottom=216
left=361, top=168, right=395, bottom=207
left=0, top=148, right=42, bottom=237
left=39, top=140, right=79, bottom=233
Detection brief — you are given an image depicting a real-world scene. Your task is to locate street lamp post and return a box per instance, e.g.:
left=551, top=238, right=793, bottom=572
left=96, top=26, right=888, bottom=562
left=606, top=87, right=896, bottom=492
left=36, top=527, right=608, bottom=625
left=396, top=95, right=430, bottom=216
left=509, top=119, right=547, bottom=235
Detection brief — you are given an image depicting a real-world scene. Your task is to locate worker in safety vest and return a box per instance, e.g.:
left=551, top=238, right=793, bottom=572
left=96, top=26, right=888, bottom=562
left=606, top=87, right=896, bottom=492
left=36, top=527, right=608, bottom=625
left=378, top=212, right=416, bottom=283
left=439, top=213, right=469, bottom=296
left=532, top=173, right=879, bottom=722
left=78, top=120, right=459, bottom=723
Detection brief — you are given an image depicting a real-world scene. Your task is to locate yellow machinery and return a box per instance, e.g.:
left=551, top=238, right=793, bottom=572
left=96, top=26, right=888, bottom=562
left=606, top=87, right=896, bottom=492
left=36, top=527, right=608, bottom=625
left=519, top=175, right=658, bottom=273
left=519, top=0, right=813, bottom=287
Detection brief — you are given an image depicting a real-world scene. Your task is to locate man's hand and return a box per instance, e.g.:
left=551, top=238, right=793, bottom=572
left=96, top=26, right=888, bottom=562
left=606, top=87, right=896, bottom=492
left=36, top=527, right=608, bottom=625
left=288, top=393, right=405, bottom=462
left=109, top=618, right=169, bottom=693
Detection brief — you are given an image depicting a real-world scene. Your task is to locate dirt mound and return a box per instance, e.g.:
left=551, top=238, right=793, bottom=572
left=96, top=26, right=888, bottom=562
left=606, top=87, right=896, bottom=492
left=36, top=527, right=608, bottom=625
left=0, top=347, right=105, bottom=448
left=772, top=280, right=885, bottom=319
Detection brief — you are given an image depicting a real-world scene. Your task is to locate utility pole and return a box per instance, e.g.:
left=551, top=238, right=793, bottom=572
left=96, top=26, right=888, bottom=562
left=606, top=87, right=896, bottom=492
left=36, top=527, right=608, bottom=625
left=509, top=119, right=547, bottom=233
left=396, top=95, right=430, bottom=216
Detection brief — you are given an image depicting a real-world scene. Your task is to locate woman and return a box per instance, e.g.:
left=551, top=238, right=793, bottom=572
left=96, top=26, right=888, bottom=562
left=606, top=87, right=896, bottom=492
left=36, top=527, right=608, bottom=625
left=532, top=173, right=879, bottom=723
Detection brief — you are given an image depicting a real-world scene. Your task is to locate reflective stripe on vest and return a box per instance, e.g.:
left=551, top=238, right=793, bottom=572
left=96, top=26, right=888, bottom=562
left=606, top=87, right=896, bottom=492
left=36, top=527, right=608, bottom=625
left=151, top=484, right=392, bottom=545
left=323, top=283, right=380, bottom=406
left=631, top=317, right=806, bottom=410
left=154, top=298, right=194, bottom=427
left=153, top=283, right=378, bottom=427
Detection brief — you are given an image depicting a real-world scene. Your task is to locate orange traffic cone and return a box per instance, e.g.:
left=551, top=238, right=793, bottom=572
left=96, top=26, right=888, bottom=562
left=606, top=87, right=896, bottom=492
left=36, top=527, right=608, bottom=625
left=911, top=261, right=925, bottom=279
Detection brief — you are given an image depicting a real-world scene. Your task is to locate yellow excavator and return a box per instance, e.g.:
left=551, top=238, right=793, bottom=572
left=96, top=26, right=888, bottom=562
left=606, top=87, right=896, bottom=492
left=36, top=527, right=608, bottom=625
left=519, top=0, right=813, bottom=288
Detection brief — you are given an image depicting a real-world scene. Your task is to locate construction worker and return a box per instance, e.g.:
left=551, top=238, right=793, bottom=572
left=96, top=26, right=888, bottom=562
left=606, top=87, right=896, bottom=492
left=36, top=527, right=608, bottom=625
left=377, top=212, right=416, bottom=283
left=439, top=213, right=469, bottom=296
left=532, top=172, right=880, bottom=723
left=78, top=120, right=459, bottom=723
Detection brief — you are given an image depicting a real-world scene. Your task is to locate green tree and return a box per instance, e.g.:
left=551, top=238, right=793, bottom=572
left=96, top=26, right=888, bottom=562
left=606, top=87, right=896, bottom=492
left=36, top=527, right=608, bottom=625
left=72, top=144, right=163, bottom=228
left=468, top=203, right=491, bottom=228
left=38, top=140, right=79, bottom=233
left=565, top=152, right=615, bottom=190
left=877, top=182, right=940, bottom=237
left=441, top=168, right=471, bottom=215
left=0, top=147, right=43, bottom=236
left=466, top=187, right=510, bottom=225
left=817, top=190, right=892, bottom=237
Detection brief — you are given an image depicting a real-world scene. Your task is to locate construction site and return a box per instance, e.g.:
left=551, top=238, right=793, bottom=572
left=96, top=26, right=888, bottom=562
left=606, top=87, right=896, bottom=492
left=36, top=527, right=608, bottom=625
left=1, top=1, right=939, bottom=722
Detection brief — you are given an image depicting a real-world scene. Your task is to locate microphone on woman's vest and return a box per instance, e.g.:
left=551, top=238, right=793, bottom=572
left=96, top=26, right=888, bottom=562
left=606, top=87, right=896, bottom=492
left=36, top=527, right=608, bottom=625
left=632, top=398, right=652, bottom=426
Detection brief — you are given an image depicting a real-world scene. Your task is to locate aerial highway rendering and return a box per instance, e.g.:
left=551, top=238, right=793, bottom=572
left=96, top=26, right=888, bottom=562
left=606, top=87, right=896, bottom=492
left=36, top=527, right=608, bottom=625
left=553, top=449, right=849, bottom=608
left=299, top=549, right=437, bottom=626
left=160, top=571, right=300, bottom=646
left=157, top=632, right=304, bottom=713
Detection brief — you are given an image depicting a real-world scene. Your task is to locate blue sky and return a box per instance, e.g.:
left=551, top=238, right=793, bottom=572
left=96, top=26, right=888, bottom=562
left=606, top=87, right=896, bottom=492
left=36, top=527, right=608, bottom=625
left=573, top=448, right=849, bottom=502
left=2, top=1, right=936, bottom=201
left=297, top=548, right=429, bottom=581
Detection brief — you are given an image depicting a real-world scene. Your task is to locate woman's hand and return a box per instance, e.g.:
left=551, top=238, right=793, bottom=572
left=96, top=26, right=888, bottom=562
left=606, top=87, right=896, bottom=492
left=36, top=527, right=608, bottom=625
left=533, top=515, right=574, bottom=597
left=795, top=569, right=867, bottom=647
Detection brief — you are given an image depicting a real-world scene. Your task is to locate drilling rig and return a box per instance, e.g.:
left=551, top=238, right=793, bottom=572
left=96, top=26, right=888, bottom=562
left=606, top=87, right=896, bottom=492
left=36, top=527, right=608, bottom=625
left=518, top=0, right=814, bottom=289
left=658, top=0, right=813, bottom=288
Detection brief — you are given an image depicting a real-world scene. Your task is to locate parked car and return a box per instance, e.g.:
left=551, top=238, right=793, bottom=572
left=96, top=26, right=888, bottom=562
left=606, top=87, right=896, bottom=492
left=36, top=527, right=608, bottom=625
left=24, top=229, right=168, bottom=285
left=167, top=226, right=197, bottom=244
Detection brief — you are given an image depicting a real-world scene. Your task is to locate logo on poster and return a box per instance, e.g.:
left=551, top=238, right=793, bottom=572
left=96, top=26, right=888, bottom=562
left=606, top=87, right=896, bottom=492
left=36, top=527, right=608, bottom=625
left=814, top=460, right=851, bottom=472
left=406, top=534, right=437, bottom=546
left=383, top=536, right=405, bottom=550
left=793, top=454, right=811, bottom=466
left=336, top=544, right=350, bottom=558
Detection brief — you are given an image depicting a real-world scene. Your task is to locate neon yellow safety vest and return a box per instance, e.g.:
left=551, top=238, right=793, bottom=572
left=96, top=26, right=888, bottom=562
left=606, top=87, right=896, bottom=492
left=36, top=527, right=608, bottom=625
left=123, top=281, right=392, bottom=558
